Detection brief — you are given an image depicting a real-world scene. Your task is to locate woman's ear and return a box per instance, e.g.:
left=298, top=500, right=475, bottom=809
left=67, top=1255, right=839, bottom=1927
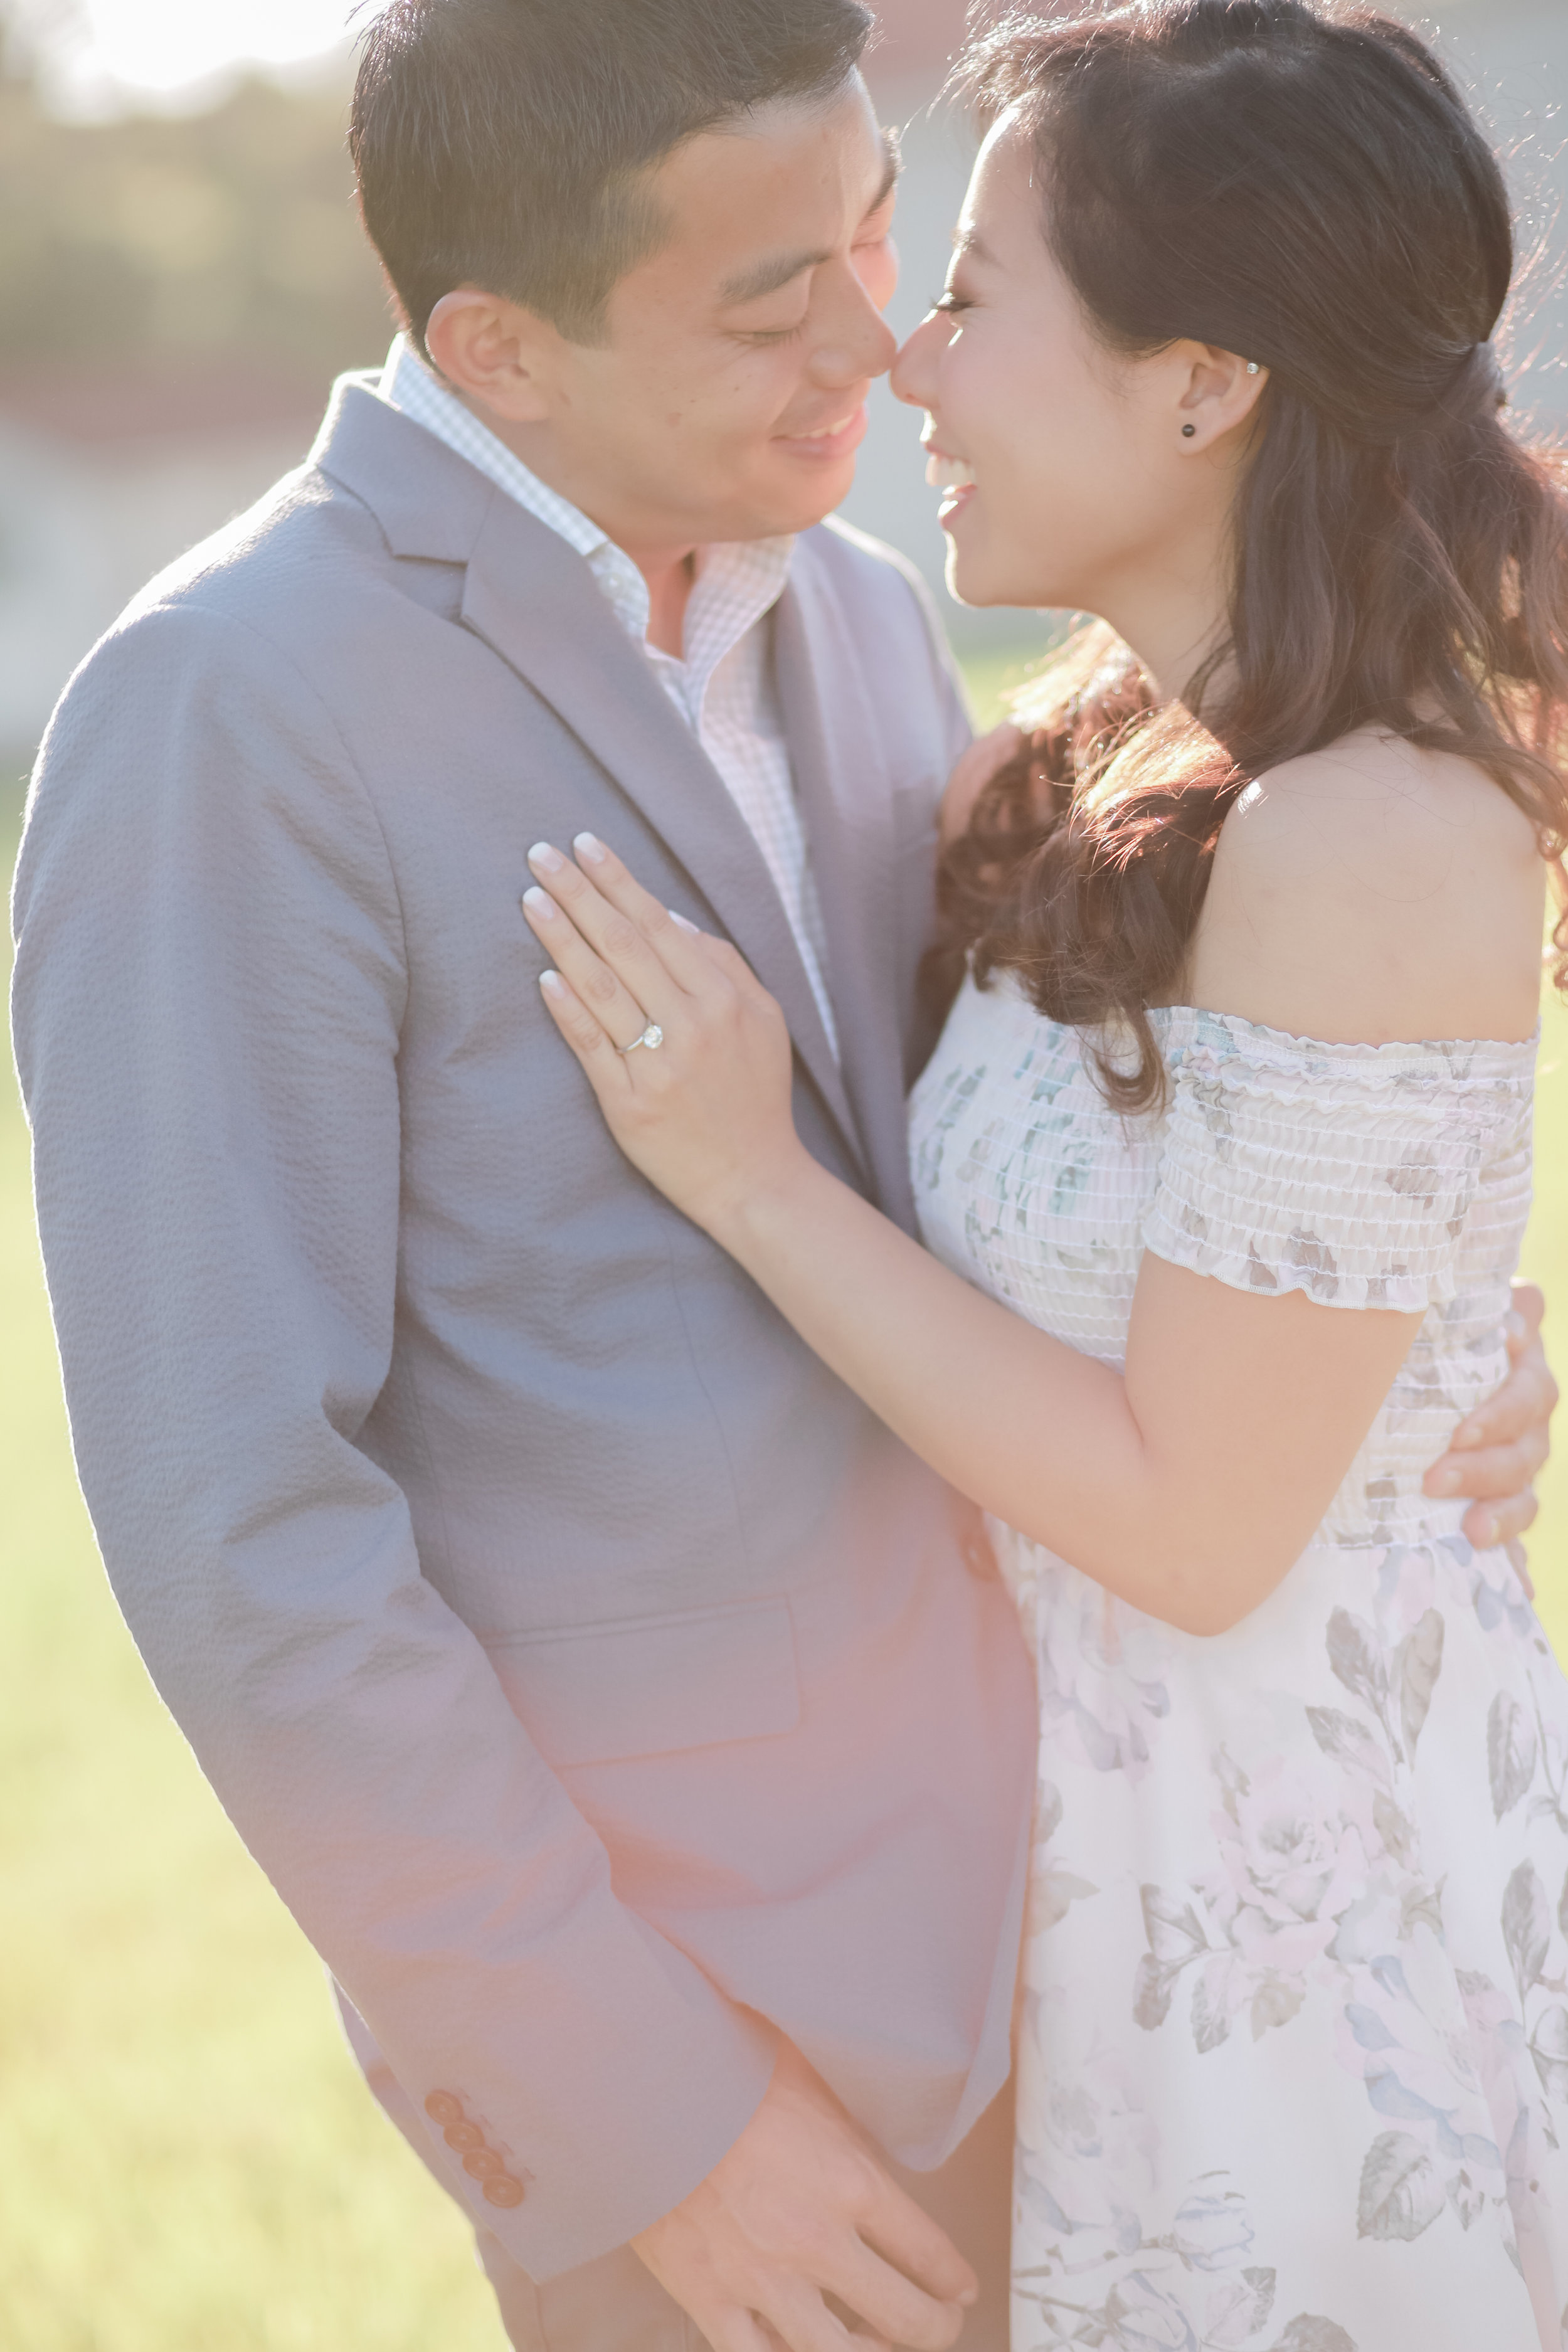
left=423, top=289, right=559, bottom=425
left=1174, top=345, right=1270, bottom=454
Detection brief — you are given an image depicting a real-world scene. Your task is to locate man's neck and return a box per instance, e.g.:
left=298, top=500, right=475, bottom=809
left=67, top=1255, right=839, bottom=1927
left=641, top=551, right=697, bottom=659
left=454, top=388, right=698, bottom=658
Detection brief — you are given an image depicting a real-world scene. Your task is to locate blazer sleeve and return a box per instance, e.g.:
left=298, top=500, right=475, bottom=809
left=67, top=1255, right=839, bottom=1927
left=9, top=597, right=777, bottom=2280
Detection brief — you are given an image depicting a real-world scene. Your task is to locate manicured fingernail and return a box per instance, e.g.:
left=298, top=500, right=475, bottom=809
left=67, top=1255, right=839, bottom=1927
left=522, top=887, right=558, bottom=921
left=574, top=832, right=607, bottom=864
left=1474, top=1511, right=1498, bottom=1549
left=528, top=842, right=564, bottom=872
left=1428, top=1466, right=1461, bottom=1494
left=539, top=970, right=565, bottom=998
left=669, top=908, right=699, bottom=933
left=1505, top=1311, right=1527, bottom=1343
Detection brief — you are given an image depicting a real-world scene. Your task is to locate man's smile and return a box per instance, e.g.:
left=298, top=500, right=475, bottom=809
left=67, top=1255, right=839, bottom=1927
left=773, top=404, right=869, bottom=460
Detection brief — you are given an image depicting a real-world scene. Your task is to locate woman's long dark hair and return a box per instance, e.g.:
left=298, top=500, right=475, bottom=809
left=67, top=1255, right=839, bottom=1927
left=925, top=0, right=1568, bottom=1110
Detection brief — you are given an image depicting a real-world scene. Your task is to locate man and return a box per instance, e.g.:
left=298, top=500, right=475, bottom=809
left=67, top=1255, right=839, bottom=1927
left=10, top=4, right=1554, bottom=2349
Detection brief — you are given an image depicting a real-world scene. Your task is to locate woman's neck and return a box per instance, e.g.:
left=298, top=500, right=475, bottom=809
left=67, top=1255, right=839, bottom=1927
left=1097, top=549, right=1231, bottom=711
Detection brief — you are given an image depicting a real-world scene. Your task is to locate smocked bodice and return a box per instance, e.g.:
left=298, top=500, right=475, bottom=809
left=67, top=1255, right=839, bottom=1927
left=908, top=978, right=1537, bottom=1550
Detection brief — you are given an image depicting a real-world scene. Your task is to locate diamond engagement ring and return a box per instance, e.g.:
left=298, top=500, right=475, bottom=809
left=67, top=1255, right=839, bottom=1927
left=617, top=1023, right=664, bottom=1055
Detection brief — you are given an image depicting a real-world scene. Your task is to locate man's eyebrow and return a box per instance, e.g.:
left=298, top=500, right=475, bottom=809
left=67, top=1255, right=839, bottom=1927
left=869, top=127, right=902, bottom=217
left=719, top=245, right=832, bottom=308
left=717, top=132, right=903, bottom=309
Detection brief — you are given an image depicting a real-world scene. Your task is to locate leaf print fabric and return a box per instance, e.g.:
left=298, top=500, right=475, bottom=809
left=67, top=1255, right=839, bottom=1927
left=908, top=983, right=1565, bottom=2349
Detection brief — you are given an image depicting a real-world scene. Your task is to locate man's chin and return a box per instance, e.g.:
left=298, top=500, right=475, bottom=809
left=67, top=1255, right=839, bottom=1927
left=777, top=454, right=867, bottom=534
left=708, top=460, right=862, bottom=544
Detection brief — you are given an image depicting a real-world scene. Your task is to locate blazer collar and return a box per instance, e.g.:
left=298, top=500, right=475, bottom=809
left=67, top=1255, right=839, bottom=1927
left=312, top=380, right=866, bottom=1175
left=776, top=548, right=914, bottom=1229
left=312, top=373, right=496, bottom=562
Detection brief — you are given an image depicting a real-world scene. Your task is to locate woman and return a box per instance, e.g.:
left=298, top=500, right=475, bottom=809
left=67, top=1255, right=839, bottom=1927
left=521, top=2, right=1568, bottom=2342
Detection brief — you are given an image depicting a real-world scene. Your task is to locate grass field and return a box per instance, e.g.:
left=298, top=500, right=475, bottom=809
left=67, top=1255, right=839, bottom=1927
left=1, top=717, right=1564, bottom=2349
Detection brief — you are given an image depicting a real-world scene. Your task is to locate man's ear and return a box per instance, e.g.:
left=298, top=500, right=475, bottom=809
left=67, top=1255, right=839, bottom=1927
left=424, top=289, right=560, bottom=425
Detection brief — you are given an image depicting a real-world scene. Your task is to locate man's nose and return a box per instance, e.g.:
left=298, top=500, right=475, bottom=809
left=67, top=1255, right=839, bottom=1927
left=890, top=310, right=949, bottom=410
left=808, top=266, right=900, bottom=387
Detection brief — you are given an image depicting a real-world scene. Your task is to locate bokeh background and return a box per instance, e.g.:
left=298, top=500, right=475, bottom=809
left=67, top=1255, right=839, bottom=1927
left=0, top=3, right=1564, bottom=2345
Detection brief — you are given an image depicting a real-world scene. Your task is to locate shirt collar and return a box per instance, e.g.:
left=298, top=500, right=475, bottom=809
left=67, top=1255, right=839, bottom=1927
left=376, top=335, right=607, bottom=559
left=373, top=337, right=795, bottom=667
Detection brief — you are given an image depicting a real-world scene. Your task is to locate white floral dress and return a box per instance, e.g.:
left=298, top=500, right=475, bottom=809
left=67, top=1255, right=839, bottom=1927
left=909, top=980, right=1566, bottom=2352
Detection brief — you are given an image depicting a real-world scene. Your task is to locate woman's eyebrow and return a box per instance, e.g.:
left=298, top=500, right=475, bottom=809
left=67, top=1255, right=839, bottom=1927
left=951, top=227, right=995, bottom=266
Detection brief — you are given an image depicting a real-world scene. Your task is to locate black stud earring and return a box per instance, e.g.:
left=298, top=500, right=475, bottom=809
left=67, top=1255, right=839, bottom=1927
left=1182, top=424, right=1197, bottom=438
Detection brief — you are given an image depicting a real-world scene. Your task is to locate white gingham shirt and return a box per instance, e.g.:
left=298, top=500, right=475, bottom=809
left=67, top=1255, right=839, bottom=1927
left=376, top=338, right=839, bottom=1052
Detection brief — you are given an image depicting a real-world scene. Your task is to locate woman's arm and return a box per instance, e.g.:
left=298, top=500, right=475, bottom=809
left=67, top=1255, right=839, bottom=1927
left=521, top=736, right=1541, bottom=1635
left=677, top=1147, right=1420, bottom=1637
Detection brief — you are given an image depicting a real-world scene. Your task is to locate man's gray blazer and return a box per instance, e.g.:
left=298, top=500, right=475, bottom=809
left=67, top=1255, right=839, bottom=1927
left=11, top=378, right=1036, bottom=2282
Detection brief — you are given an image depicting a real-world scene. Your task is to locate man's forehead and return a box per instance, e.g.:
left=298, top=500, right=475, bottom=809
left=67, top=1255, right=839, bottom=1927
left=649, top=84, right=895, bottom=281
left=715, top=128, right=899, bottom=306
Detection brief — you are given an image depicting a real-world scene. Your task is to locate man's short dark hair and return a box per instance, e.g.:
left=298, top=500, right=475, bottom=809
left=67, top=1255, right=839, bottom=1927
left=351, top=0, right=876, bottom=350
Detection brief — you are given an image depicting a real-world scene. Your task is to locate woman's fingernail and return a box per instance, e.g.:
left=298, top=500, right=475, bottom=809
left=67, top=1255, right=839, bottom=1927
left=1505, top=1310, right=1528, bottom=1344
left=669, top=909, right=699, bottom=933
left=539, top=970, right=565, bottom=999
left=1474, top=1511, right=1498, bottom=1549
left=1428, top=1465, right=1460, bottom=1494
left=522, top=887, right=558, bottom=921
left=574, top=832, right=607, bottom=864
left=528, top=842, right=564, bottom=873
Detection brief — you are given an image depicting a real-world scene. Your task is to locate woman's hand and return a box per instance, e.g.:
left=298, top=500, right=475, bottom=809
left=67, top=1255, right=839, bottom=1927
left=939, top=721, right=1024, bottom=846
left=522, top=834, right=809, bottom=1237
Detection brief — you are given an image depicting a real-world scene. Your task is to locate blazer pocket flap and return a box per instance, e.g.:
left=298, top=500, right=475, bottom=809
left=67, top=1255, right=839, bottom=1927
left=485, top=1601, right=801, bottom=1769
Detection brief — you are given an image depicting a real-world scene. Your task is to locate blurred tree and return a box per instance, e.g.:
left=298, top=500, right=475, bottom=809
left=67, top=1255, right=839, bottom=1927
left=0, top=45, right=395, bottom=376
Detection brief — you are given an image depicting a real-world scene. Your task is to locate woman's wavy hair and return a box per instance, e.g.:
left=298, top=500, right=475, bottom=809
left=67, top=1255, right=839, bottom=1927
left=925, top=0, right=1568, bottom=1110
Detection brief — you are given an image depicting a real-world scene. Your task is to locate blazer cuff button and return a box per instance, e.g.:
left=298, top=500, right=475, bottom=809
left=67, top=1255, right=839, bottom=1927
left=425, top=2091, right=465, bottom=2127
left=444, top=2119, right=487, bottom=2151
left=483, top=2174, right=527, bottom=2208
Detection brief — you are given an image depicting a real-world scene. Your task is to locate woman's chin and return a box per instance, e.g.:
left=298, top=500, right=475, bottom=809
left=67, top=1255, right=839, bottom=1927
left=942, top=542, right=1047, bottom=613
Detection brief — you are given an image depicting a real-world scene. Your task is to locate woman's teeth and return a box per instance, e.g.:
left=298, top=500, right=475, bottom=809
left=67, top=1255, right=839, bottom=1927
left=925, top=453, right=977, bottom=490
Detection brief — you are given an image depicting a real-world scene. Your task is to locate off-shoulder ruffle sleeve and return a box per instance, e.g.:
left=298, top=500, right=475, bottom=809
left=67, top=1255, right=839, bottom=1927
left=1142, top=1015, right=1532, bottom=1313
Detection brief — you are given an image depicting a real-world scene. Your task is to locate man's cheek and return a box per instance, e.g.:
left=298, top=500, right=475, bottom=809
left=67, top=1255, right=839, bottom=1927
left=717, top=369, right=805, bottom=450
left=857, top=236, right=899, bottom=314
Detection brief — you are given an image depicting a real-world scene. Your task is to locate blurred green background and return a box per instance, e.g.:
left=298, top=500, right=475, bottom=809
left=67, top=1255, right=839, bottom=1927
left=1, top=6, right=1565, bottom=2349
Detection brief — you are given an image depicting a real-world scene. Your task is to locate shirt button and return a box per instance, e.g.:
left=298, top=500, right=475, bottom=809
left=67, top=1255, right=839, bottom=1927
left=483, top=2175, right=527, bottom=2208
left=962, top=1529, right=997, bottom=1581
left=463, top=2148, right=508, bottom=2180
left=425, top=2091, right=465, bottom=2127
left=443, top=2119, right=487, bottom=2152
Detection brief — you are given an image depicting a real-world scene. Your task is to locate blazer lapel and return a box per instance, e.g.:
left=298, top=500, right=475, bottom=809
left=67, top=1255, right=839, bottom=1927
left=775, top=559, right=916, bottom=1232
left=458, top=493, right=864, bottom=1170
left=315, top=381, right=866, bottom=1173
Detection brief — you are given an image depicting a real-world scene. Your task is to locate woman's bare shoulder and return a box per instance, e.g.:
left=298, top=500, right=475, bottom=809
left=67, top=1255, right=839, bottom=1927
left=1187, top=729, right=1546, bottom=1045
